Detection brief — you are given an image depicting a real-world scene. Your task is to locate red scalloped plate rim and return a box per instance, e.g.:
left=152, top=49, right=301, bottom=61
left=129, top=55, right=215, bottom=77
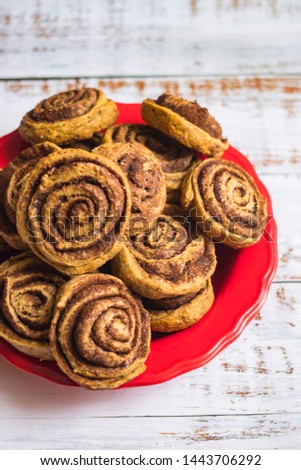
left=0, top=102, right=278, bottom=389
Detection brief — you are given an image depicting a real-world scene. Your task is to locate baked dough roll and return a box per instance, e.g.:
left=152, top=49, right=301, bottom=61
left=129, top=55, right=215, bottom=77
left=16, top=148, right=131, bottom=274
left=0, top=252, right=66, bottom=360
left=102, top=124, right=196, bottom=202
left=143, top=279, right=214, bottom=332
left=93, top=142, right=166, bottom=234
left=142, top=94, right=228, bottom=157
left=50, top=274, right=151, bottom=390
left=19, top=88, right=118, bottom=145
left=181, top=159, right=268, bottom=248
left=111, top=205, right=216, bottom=299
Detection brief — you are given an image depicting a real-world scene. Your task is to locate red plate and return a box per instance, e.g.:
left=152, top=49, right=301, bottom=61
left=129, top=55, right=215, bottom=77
left=0, top=103, right=278, bottom=388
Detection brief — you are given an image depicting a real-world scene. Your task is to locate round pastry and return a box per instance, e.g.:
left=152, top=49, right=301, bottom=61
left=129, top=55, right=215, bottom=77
left=111, top=205, right=216, bottom=299
left=141, top=93, right=228, bottom=157
left=143, top=279, right=214, bottom=332
left=50, top=273, right=151, bottom=390
left=0, top=252, right=66, bottom=360
left=102, top=124, right=196, bottom=202
left=181, top=159, right=268, bottom=249
left=93, top=142, right=166, bottom=234
left=16, top=148, right=132, bottom=274
left=2, top=142, right=60, bottom=225
left=19, top=88, right=118, bottom=145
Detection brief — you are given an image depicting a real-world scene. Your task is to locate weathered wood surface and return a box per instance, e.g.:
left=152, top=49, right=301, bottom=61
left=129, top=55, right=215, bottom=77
left=1, top=0, right=301, bottom=78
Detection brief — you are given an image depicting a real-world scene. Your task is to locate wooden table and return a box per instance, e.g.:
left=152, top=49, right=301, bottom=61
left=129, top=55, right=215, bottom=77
left=0, top=0, right=300, bottom=450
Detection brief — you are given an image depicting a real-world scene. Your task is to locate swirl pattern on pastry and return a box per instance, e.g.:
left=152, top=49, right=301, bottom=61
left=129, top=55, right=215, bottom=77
left=0, top=235, right=10, bottom=252
left=93, top=142, right=166, bottom=234
left=143, top=279, right=214, bottom=332
left=3, top=142, right=60, bottom=225
left=0, top=252, right=66, bottom=359
left=66, top=133, right=103, bottom=152
left=50, top=273, right=151, bottom=389
left=16, top=148, right=132, bottom=274
left=181, top=159, right=268, bottom=248
left=19, top=88, right=118, bottom=145
left=141, top=94, right=228, bottom=157
left=102, top=124, right=196, bottom=203
left=111, top=205, right=216, bottom=299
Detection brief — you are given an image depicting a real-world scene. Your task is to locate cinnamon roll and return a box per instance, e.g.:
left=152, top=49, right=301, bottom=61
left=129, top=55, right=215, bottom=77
left=93, top=142, right=166, bottom=234
left=142, top=94, right=228, bottom=157
left=181, top=159, right=268, bottom=248
left=16, top=148, right=131, bottom=274
left=0, top=252, right=66, bottom=359
left=143, top=279, right=214, bottom=332
left=102, top=124, right=196, bottom=202
left=19, top=88, right=118, bottom=145
left=50, top=273, right=151, bottom=389
left=111, top=205, right=216, bottom=299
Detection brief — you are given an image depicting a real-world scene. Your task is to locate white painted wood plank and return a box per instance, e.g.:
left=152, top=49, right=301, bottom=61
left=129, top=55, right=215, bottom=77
left=0, top=0, right=301, bottom=78
left=1, top=414, right=300, bottom=449
left=0, top=77, right=300, bottom=175
left=0, top=284, right=300, bottom=419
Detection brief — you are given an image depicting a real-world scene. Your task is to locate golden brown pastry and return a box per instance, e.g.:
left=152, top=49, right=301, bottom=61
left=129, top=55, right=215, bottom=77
left=111, top=205, right=216, bottom=299
left=19, top=88, right=118, bottom=145
left=0, top=252, right=66, bottom=360
left=93, top=142, right=166, bottom=234
left=141, top=94, right=228, bottom=157
left=2, top=142, right=60, bottom=225
left=181, top=159, right=268, bottom=248
left=0, top=144, right=60, bottom=250
left=102, top=124, right=196, bottom=202
left=16, top=148, right=132, bottom=274
left=143, top=279, right=214, bottom=332
left=50, top=273, right=151, bottom=390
